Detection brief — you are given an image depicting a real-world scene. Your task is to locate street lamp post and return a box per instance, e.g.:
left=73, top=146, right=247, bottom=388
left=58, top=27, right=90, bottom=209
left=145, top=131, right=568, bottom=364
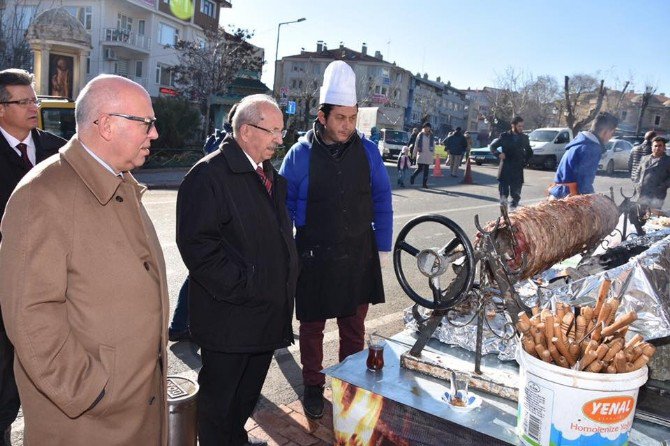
left=273, top=17, right=306, bottom=97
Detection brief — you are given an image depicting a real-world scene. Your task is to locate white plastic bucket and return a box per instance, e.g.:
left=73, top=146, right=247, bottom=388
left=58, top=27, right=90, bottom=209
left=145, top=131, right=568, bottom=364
left=516, top=347, right=648, bottom=446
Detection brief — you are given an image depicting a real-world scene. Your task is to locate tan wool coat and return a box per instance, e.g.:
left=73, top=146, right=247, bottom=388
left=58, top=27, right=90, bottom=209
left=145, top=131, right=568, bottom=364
left=0, top=138, right=169, bottom=445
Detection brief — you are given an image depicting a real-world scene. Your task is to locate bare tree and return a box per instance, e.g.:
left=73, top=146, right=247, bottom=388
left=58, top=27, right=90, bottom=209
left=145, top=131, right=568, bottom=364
left=563, top=75, right=606, bottom=134
left=0, top=0, right=49, bottom=70
left=288, top=70, right=320, bottom=131
left=490, top=68, right=563, bottom=128
left=172, top=26, right=261, bottom=138
left=635, top=85, right=656, bottom=135
left=520, top=75, right=560, bottom=127
left=611, top=80, right=631, bottom=113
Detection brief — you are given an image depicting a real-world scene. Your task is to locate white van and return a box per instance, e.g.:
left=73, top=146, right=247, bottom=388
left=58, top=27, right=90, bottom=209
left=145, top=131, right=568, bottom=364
left=378, top=128, right=409, bottom=160
left=527, top=127, right=573, bottom=170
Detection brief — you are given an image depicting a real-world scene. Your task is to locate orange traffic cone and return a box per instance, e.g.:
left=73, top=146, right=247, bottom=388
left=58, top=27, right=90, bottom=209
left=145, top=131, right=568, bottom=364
left=433, top=155, right=443, bottom=177
left=462, top=156, right=473, bottom=184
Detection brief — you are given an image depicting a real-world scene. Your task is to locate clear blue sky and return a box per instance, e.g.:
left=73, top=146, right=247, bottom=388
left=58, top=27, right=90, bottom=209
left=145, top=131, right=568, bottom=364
left=221, top=0, right=670, bottom=95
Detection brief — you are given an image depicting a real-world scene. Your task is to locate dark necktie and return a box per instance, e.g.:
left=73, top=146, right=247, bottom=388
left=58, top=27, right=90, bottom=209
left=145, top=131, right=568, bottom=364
left=16, top=143, right=33, bottom=169
left=256, top=166, right=272, bottom=195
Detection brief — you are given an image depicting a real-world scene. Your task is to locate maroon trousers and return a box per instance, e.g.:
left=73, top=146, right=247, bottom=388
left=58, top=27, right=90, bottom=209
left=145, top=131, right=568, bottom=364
left=299, top=304, right=369, bottom=387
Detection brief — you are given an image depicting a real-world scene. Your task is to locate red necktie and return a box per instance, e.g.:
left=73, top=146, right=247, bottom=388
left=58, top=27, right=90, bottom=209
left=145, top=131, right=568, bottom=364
left=256, top=166, right=272, bottom=195
left=16, top=143, right=33, bottom=169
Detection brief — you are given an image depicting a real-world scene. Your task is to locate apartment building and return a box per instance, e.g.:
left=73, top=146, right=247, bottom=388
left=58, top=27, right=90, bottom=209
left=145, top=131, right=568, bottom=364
left=275, top=41, right=470, bottom=136
left=408, top=74, right=467, bottom=138
left=577, top=90, right=670, bottom=136
left=275, top=42, right=412, bottom=131
left=1, top=0, right=231, bottom=97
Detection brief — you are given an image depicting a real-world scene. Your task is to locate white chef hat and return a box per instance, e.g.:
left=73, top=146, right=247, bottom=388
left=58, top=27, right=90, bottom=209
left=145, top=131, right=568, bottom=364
left=319, top=61, right=357, bottom=106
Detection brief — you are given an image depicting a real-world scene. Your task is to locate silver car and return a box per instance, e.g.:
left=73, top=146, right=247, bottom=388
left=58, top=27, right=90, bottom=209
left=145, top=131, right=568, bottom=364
left=599, top=139, right=633, bottom=175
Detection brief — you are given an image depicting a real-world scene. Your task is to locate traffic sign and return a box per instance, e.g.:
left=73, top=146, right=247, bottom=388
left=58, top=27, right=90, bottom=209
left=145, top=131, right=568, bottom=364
left=286, top=101, right=296, bottom=115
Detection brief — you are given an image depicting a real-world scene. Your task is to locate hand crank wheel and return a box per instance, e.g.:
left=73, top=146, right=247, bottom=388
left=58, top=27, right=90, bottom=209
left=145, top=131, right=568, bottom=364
left=393, top=214, right=476, bottom=310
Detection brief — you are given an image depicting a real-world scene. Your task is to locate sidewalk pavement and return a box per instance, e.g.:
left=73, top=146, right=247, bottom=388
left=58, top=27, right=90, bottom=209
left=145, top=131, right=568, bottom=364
left=245, top=388, right=335, bottom=446
left=8, top=380, right=335, bottom=446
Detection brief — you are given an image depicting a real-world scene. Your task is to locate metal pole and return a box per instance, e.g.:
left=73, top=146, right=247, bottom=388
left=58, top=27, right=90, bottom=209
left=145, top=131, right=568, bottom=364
left=272, top=18, right=306, bottom=97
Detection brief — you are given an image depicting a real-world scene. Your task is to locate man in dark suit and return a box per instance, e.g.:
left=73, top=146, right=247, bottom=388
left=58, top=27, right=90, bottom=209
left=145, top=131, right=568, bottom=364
left=0, top=68, right=65, bottom=445
left=176, top=94, right=298, bottom=446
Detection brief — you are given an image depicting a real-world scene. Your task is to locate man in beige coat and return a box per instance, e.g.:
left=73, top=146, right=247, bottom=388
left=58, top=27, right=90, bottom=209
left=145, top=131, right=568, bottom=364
left=0, top=74, right=168, bottom=445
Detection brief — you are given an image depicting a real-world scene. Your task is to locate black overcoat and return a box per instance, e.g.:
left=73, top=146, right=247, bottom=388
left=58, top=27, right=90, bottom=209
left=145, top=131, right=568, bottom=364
left=176, top=136, right=299, bottom=353
left=490, top=131, right=532, bottom=183
left=0, top=128, right=65, bottom=221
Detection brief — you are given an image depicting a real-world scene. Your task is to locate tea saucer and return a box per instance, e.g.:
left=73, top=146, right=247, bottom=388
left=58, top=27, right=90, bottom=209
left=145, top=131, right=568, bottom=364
left=441, top=390, right=482, bottom=412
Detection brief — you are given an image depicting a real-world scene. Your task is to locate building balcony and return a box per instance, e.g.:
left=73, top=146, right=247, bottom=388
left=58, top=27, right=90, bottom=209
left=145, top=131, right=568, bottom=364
left=102, top=28, right=150, bottom=53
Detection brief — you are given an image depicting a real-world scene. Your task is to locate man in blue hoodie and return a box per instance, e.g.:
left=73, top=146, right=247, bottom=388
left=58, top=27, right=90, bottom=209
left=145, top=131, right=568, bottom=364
left=548, top=112, right=619, bottom=199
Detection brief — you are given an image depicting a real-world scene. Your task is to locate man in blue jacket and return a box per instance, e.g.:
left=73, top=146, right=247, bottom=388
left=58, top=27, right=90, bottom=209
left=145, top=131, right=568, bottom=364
left=549, top=112, right=618, bottom=199
left=280, top=61, right=392, bottom=420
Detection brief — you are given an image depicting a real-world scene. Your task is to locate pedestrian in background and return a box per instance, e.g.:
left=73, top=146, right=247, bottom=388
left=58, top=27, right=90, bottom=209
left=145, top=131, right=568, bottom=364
left=548, top=112, right=619, bottom=199
left=410, top=122, right=435, bottom=188
left=0, top=74, right=168, bottom=445
left=629, top=130, right=656, bottom=182
left=397, top=145, right=411, bottom=187
left=634, top=136, right=670, bottom=210
left=490, top=116, right=533, bottom=209
left=177, top=94, right=298, bottom=446
left=280, top=61, right=392, bottom=420
left=407, top=127, right=418, bottom=165
left=445, top=126, right=468, bottom=177
left=0, top=68, right=66, bottom=446
left=464, top=131, right=473, bottom=164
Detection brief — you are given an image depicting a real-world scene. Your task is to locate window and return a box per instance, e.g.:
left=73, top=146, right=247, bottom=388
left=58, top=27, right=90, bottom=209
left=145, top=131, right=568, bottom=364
left=374, top=86, right=388, bottom=95
left=81, top=6, right=92, bottom=30
left=158, top=22, right=179, bottom=46
left=201, top=0, right=216, bottom=18
left=138, top=20, right=146, bottom=36
left=136, top=61, right=143, bottom=77
left=156, top=64, right=175, bottom=86
left=654, top=115, right=661, bottom=126
left=64, top=6, right=91, bottom=30
left=117, top=13, right=133, bottom=32
left=86, top=57, right=90, bottom=74
left=620, top=110, right=627, bottom=120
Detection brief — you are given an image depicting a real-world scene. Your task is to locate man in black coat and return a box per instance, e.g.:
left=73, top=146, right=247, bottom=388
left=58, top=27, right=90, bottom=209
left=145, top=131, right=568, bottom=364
left=445, top=127, right=468, bottom=177
left=0, top=68, right=65, bottom=445
left=635, top=136, right=670, bottom=210
left=489, top=116, right=533, bottom=209
left=176, top=94, right=298, bottom=446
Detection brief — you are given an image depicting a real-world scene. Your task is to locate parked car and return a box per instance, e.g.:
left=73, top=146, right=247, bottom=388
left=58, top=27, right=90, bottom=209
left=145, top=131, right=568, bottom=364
left=469, top=146, right=499, bottom=165
left=37, top=95, right=75, bottom=140
left=618, top=135, right=644, bottom=146
left=527, top=127, right=573, bottom=170
left=599, top=138, right=634, bottom=175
